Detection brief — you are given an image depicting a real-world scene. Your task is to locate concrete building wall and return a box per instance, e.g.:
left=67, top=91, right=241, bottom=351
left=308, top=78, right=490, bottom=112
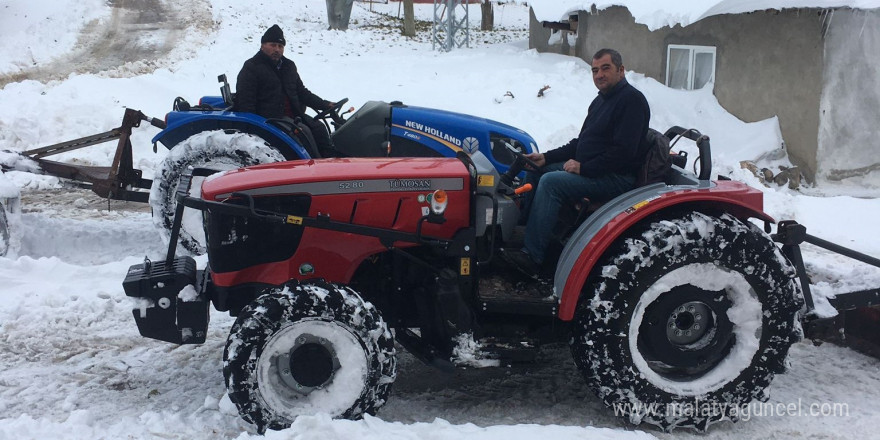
left=529, top=8, right=555, bottom=54
left=530, top=6, right=827, bottom=178
left=818, top=9, right=880, bottom=181
left=697, top=10, right=825, bottom=178
left=528, top=8, right=576, bottom=56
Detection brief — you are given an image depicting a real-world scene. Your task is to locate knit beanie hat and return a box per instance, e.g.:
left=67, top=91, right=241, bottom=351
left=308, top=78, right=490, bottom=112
left=261, top=24, right=285, bottom=45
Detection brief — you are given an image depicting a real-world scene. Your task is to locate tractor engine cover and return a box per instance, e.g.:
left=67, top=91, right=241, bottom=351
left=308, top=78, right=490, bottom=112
left=122, top=256, right=209, bottom=344
left=199, top=157, right=473, bottom=287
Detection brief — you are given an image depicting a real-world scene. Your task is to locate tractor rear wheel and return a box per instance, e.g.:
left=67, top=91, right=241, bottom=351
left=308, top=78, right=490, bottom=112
left=149, top=130, right=285, bottom=254
left=570, top=212, right=802, bottom=431
left=223, top=281, right=397, bottom=433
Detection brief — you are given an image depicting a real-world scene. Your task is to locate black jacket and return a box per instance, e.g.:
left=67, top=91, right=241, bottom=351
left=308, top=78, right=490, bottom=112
left=235, top=51, right=326, bottom=119
left=543, top=78, right=650, bottom=177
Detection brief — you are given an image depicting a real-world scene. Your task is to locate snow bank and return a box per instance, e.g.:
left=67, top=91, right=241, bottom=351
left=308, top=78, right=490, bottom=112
left=0, top=0, right=109, bottom=74
left=0, top=172, right=20, bottom=199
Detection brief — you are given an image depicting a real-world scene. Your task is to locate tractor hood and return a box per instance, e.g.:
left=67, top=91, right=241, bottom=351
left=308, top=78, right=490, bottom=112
left=200, top=157, right=470, bottom=201
left=389, top=104, right=539, bottom=172
left=391, top=105, right=537, bottom=152
left=199, top=156, right=475, bottom=288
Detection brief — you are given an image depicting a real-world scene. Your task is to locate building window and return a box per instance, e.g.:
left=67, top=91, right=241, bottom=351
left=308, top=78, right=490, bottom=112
left=666, top=45, right=716, bottom=90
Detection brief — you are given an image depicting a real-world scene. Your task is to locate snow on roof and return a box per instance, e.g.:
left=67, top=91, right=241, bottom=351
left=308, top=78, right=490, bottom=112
left=529, top=0, right=880, bottom=30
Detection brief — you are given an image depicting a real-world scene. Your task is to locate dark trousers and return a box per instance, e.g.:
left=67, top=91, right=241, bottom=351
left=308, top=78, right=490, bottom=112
left=301, top=115, right=332, bottom=155
left=522, top=162, right=635, bottom=263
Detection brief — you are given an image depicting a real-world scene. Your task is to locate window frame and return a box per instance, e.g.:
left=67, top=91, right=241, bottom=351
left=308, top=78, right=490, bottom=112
left=665, top=44, right=717, bottom=90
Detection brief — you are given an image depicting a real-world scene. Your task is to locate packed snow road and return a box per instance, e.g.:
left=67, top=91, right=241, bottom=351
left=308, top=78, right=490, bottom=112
left=0, top=0, right=213, bottom=88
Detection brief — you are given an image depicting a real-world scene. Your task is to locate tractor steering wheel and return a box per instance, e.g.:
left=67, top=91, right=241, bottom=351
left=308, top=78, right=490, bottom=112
left=500, top=142, right=542, bottom=189
left=314, top=98, right=349, bottom=127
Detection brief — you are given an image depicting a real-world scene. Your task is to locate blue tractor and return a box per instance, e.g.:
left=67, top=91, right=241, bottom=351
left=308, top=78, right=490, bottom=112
left=8, top=75, right=538, bottom=254
left=147, top=75, right=539, bottom=253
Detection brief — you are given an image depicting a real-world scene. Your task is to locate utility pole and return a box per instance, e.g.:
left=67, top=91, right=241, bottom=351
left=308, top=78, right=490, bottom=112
left=480, top=0, right=493, bottom=31
left=403, top=0, right=416, bottom=37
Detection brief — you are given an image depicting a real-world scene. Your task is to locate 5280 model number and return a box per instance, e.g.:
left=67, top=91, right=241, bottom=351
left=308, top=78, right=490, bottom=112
left=339, top=181, right=365, bottom=190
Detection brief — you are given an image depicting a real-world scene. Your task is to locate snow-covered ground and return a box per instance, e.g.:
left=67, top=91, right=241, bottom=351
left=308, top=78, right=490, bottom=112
left=1, top=1, right=879, bottom=439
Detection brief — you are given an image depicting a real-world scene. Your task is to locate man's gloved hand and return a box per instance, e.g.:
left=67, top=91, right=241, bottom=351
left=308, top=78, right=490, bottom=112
left=324, top=100, right=336, bottom=110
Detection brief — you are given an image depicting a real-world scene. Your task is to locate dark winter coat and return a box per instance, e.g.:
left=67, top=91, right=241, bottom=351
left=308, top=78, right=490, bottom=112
left=234, top=51, right=326, bottom=119
left=543, top=78, right=650, bottom=177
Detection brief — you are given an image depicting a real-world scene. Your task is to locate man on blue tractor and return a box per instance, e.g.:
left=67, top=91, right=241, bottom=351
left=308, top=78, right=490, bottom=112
left=235, top=24, right=336, bottom=155
left=503, top=48, right=651, bottom=278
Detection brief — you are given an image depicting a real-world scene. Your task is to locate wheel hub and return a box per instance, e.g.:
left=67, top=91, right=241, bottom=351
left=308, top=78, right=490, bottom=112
left=639, top=284, right=735, bottom=379
left=275, top=332, right=340, bottom=393
left=666, top=301, right=712, bottom=345
left=289, top=343, right=334, bottom=387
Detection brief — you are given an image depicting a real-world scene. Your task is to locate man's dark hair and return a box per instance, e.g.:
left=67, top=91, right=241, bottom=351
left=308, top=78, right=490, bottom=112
left=593, top=48, right=623, bottom=68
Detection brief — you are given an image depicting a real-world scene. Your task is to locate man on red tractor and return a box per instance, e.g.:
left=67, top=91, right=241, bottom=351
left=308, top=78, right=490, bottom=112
left=503, top=48, right=651, bottom=278
left=234, top=24, right=336, bottom=154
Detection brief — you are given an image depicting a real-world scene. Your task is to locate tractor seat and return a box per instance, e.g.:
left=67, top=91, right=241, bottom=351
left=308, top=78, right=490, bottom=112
left=265, top=117, right=322, bottom=159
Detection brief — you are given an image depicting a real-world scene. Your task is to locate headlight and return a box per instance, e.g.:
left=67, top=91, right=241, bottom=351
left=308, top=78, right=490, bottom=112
left=430, top=190, right=448, bottom=215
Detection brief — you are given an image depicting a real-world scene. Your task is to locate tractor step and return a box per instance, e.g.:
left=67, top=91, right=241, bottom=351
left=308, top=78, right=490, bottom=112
left=477, top=275, right=558, bottom=316
left=395, top=328, right=455, bottom=372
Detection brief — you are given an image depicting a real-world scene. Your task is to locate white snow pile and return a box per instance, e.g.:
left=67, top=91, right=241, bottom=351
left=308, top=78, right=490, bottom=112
left=0, top=171, right=20, bottom=199
left=1, top=1, right=880, bottom=440
left=0, top=0, right=109, bottom=74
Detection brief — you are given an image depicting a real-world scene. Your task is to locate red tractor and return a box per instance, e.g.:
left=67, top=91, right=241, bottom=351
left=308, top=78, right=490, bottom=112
left=122, top=127, right=879, bottom=432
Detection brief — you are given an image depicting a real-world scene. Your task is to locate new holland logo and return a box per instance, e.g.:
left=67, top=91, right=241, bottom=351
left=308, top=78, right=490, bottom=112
left=463, top=137, right=479, bottom=154
left=389, top=179, right=432, bottom=190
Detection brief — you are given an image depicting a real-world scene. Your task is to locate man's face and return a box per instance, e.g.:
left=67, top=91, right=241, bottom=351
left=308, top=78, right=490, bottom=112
left=591, top=54, right=625, bottom=94
left=261, top=42, right=285, bottom=62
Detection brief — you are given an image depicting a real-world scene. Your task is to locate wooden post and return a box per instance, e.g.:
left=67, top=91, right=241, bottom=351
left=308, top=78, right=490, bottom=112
left=480, top=0, right=494, bottom=31
left=403, top=0, right=416, bottom=37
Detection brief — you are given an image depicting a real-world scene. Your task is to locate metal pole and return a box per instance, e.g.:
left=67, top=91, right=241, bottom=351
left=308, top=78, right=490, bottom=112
left=446, top=0, right=455, bottom=51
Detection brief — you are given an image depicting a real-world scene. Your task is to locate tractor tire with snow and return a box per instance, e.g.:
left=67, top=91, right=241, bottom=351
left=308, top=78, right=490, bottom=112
left=223, top=281, right=397, bottom=433
left=149, top=130, right=286, bottom=254
left=570, top=211, right=803, bottom=431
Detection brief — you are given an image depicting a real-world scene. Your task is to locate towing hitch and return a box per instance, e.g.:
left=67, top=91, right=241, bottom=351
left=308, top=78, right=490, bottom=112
left=11, top=108, right=165, bottom=202
left=774, top=220, right=880, bottom=313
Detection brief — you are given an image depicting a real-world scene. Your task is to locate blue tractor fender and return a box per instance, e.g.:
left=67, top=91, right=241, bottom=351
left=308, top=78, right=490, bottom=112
left=552, top=178, right=775, bottom=321
left=150, top=109, right=311, bottom=160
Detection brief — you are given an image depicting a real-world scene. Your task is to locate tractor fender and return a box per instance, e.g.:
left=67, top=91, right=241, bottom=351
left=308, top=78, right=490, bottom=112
left=554, top=179, right=774, bottom=321
left=150, top=111, right=310, bottom=160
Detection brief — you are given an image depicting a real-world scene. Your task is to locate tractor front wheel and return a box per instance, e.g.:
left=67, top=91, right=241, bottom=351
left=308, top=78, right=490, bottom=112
left=223, top=281, right=397, bottom=433
left=149, top=130, right=285, bottom=254
left=571, top=212, right=802, bottom=431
